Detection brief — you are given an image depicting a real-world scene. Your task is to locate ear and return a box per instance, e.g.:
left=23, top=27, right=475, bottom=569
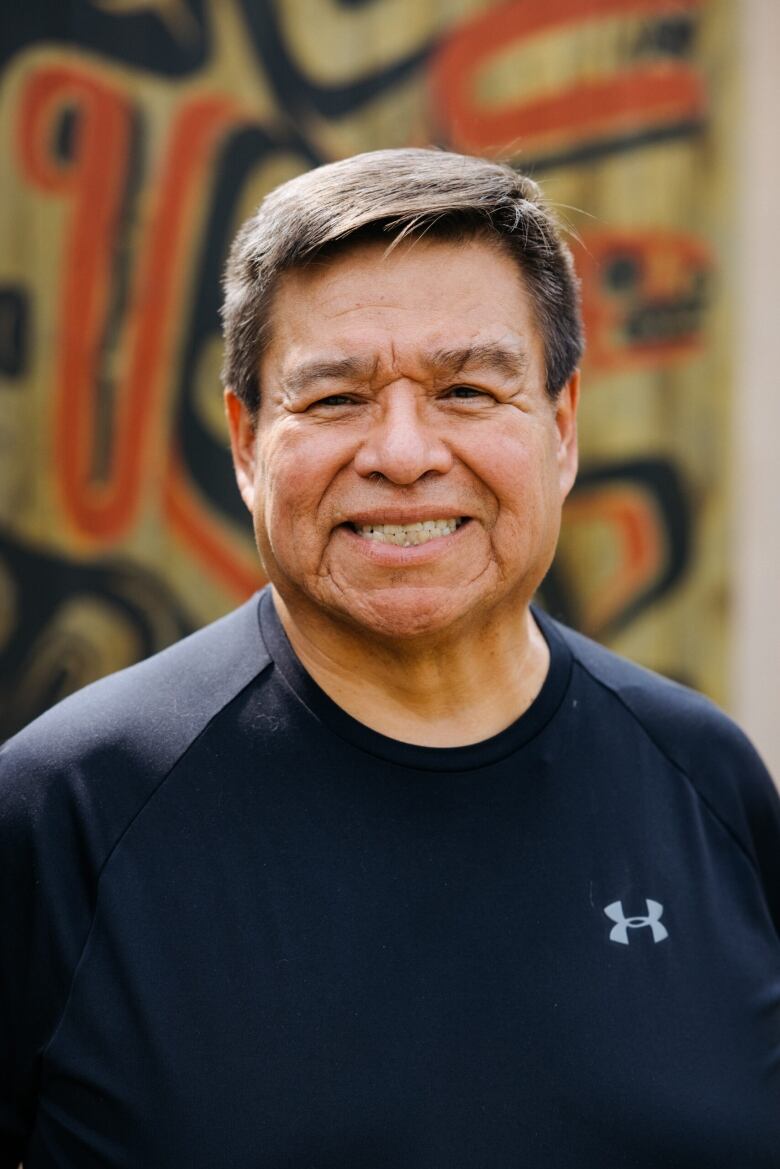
left=554, top=369, right=579, bottom=500
left=224, top=388, right=259, bottom=514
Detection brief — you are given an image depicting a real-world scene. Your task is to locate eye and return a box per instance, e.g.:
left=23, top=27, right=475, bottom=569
left=443, top=385, right=490, bottom=400
left=309, top=394, right=357, bottom=408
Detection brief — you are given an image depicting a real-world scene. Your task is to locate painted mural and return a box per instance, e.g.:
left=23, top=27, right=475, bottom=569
left=0, top=0, right=734, bottom=737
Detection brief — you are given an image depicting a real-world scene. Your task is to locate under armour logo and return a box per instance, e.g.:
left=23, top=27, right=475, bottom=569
left=604, top=899, right=668, bottom=945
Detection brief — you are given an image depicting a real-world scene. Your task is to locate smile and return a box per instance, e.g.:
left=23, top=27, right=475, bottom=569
left=349, top=517, right=466, bottom=547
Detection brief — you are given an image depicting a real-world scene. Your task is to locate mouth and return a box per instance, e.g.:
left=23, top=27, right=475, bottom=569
left=346, top=517, right=467, bottom=548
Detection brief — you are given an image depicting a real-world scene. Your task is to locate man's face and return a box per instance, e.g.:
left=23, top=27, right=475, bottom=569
left=227, top=237, right=579, bottom=643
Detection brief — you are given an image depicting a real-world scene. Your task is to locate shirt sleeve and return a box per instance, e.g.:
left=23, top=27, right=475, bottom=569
left=0, top=732, right=97, bottom=1168
left=731, top=733, right=780, bottom=938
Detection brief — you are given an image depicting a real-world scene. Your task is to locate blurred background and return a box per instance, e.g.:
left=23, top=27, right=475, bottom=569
left=0, top=0, right=777, bottom=778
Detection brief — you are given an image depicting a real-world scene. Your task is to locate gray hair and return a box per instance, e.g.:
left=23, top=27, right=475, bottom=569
left=221, top=148, right=583, bottom=412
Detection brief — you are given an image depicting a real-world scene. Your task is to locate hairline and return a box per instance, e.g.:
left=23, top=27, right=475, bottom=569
left=247, top=224, right=564, bottom=420
left=221, top=150, right=584, bottom=418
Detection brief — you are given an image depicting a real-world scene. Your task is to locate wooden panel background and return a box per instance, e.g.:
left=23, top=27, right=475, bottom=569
left=0, top=0, right=734, bottom=737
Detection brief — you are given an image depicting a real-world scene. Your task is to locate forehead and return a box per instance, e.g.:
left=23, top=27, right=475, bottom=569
left=261, top=237, right=544, bottom=376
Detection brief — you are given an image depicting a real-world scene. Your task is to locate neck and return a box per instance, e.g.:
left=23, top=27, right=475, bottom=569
left=271, top=588, right=550, bottom=748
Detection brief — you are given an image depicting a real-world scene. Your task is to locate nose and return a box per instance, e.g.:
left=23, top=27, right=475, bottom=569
left=353, top=385, right=453, bottom=484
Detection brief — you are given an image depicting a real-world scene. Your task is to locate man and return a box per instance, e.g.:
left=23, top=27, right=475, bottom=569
left=1, top=149, right=779, bottom=1167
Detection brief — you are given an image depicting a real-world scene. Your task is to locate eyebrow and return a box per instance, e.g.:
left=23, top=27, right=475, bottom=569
left=279, top=342, right=529, bottom=398
left=427, top=342, right=530, bottom=381
left=280, top=356, right=378, bottom=398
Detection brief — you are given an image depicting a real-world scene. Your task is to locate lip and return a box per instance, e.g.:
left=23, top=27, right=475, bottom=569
left=338, top=509, right=470, bottom=527
left=334, top=516, right=473, bottom=564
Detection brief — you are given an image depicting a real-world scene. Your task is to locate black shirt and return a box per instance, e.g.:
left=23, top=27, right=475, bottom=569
left=1, top=589, right=779, bottom=1167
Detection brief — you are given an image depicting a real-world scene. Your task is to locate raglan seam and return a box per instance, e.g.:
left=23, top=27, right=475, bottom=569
left=37, top=658, right=273, bottom=1067
left=568, top=653, right=763, bottom=883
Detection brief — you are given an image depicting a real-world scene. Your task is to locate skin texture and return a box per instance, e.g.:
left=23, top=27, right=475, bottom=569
left=226, top=237, right=579, bottom=745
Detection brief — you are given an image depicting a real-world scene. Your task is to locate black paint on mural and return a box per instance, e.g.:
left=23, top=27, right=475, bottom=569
left=0, top=530, right=193, bottom=741
left=541, top=457, right=692, bottom=637
left=0, top=0, right=209, bottom=75
left=93, top=109, right=147, bottom=484
left=238, top=0, right=434, bottom=119
left=174, top=124, right=321, bottom=531
left=0, top=289, right=29, bottom=379
left=518, top=121, right=707, bottom=177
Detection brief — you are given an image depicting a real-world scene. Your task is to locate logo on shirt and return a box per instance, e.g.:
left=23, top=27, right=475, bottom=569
left=604, top=899, right=668, bottom=945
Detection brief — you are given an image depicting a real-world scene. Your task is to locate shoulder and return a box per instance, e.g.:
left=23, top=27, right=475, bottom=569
left=0, top=596, right=273, bottom=1098
left=0, top=593, right=271, bottom=860
left=541, top=611, right=780, bottom=927
left=547, top=615, right=764, bottom=774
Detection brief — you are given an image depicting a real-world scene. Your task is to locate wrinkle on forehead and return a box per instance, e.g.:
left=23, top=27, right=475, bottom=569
left=262, top=237, right=546, bottom=407
left=278, top=339, right=531, bottom=402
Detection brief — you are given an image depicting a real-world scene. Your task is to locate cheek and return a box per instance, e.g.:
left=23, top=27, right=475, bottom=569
left=484, top=435, right=549, bottom=502
left=256, top=433, right=346, bottom=548
left=478, top=433, right=562, bottom=541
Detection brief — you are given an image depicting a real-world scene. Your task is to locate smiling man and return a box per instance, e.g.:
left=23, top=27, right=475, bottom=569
left=225, top=228, right=577, bottom=747
left=2, top=150, right=779, bottom=1168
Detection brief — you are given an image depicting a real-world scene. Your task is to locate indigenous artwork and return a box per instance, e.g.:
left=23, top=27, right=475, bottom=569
left=0, top=0, right=733, bottom=737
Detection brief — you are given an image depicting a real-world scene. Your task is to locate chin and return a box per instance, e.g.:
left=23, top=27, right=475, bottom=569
left=337, top=586, right=483, bottom=643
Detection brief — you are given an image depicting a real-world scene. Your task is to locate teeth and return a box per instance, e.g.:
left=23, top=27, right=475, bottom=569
left=353, top=518, right=464, bottom=547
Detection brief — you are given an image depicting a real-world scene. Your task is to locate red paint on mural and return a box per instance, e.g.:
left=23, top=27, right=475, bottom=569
left=562, top=483, right=663, bottom=634
left=163, top=450, right=264, bottom=600
left=17, top=65, right=134, bottom=538
left=17, top=63, right=247, bottom=543
left=431, top=0, right=705, bottom=157
left=575, top=229, right=713, bottom=372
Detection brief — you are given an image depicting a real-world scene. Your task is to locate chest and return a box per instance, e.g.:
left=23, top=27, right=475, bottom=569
left=32, top=755, right=780, bottom=1168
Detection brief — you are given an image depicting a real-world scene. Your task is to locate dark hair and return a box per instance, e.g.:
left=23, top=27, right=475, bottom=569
left=221, top=148, right=583, bottom=412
